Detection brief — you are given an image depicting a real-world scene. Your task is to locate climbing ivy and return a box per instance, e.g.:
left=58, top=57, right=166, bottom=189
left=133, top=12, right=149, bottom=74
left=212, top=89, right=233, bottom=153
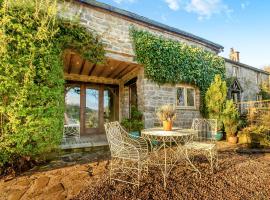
left=0, top=0, right=105, bottom=168
left=57, top=20, right=105, bottom=63
left=130, top=28, right=226, bottom=113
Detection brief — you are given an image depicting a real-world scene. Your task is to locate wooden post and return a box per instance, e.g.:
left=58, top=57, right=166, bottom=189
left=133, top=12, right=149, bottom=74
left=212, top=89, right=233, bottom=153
left=99, top=85, right=104, bottom=134
left=80, top=84, right=86, bottom=136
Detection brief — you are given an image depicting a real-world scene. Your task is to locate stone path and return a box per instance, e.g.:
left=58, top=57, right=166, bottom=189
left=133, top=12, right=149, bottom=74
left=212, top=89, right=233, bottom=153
left=0, top=146, right=110, bottom=200
left=0, top=161, right=109, bottom=200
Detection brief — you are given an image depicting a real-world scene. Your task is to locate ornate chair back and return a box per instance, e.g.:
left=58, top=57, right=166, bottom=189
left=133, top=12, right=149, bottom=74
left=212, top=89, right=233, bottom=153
left=104, top=121, right=126, bottom=157
left=192, top=118, right=217, bottom=142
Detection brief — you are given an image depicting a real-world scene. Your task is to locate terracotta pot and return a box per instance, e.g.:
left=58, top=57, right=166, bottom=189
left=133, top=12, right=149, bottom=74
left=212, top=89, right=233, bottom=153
left=228, top=136, right=238, bottom=144
left=163, top=120, right=172, bottom=131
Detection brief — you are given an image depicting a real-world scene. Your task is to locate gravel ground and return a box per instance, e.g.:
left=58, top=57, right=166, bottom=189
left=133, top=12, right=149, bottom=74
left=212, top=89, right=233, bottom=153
left=74, top=149, right=270, bottom=200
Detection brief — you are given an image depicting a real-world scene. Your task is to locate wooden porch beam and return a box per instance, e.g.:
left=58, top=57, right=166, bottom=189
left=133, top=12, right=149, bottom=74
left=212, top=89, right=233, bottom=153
left=116, top=65, right=137, bottom=79
left=64, top=73, right=120, bottom=85
left=112, top=65, right=130, bottom=79
left=79, top=59, right=86, bottom=75
left=120, top=67, right=140, bottom=83
left=88, top=63, right=96, bottom=76
left=107, top=62, right=123, bottom=78
left=67, top=54, right=73, bottom=74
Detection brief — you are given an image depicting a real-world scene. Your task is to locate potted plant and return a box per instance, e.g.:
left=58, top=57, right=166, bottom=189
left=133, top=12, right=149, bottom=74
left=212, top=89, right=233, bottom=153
left=205, top=75, right=228, bottom=141
left=222, top=100, right=240, bottom=144
left=121, top=106, right=144, bottom=138
left=156, top=104, right=176, bottom=131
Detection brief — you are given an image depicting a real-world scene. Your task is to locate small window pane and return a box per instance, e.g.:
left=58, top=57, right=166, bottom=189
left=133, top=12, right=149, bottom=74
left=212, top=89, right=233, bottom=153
left=177, top=88, right=185, bottom=106
left=85, top=88, right=99, bottom=128
left=65, top=87, right=80, bottom=125
left=187, top=88, right=195, bottom=107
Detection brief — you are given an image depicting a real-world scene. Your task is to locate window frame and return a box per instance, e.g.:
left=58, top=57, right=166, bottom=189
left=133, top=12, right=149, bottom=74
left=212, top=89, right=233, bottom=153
left=176, top=86, right=196, bottom=109
left=232, top=66, right=239, bottom=77
left=256, top=72, right=261, bottom=85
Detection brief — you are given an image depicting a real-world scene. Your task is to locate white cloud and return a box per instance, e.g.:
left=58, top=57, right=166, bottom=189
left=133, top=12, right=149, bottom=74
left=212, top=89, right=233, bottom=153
left=241, top=1, right=250, bottom=9
left=164, top=0, right=232, bottom=20
left=185, top=0, right=232, bottom=20
left=113, top=0, right=136, bottom=4
left=165, top=0, right=181, bottom=11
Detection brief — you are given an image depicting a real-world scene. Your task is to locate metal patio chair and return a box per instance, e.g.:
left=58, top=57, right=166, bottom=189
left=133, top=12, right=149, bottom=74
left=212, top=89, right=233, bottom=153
left=184, top=118, right=218, bottom=174
left=63, top=113, right=80, bottom=142
left=104, top=121, right=148, bottom=187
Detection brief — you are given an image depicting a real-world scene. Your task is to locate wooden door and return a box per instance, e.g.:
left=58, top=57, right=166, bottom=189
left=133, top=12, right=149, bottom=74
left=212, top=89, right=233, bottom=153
left=80, top=83, right=119, bottom=135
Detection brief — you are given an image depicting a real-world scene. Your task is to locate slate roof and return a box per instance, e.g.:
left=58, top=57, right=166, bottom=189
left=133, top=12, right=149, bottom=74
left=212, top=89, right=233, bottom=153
left=224, top=58, right=270, bottom=75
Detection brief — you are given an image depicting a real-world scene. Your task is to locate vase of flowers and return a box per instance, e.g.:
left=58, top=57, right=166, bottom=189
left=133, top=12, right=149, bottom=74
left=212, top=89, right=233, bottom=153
left=156, top=104, right=176, bottom=131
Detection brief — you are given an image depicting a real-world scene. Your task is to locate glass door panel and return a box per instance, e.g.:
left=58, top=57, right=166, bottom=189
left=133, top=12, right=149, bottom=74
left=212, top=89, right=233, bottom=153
left=104, top=88, right=115, bottom=123
left=65, top=86, right=80, bottom=125
left=85, top=88, right=99, bottom=129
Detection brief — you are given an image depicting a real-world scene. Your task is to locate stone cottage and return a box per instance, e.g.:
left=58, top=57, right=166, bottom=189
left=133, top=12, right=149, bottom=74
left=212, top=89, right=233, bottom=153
left=61, top=0, right=270, bottom=147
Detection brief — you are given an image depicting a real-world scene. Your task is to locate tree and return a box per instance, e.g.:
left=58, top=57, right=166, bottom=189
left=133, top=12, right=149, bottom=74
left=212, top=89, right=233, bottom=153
left=222, top=100, right=239, bottom=138
left=205, top=74, right=227, bottom=129
left=263, top=65, right=270, bottom=73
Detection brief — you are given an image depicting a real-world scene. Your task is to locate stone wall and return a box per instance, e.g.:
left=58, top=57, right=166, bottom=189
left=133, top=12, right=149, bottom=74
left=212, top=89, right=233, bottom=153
left=61, top=1, right=270, bottom=129
left=137, top=68, right=201, bottom=129
left=225, top=61, right=269, bottom=101
left=61, top=0, right=217, bottom=63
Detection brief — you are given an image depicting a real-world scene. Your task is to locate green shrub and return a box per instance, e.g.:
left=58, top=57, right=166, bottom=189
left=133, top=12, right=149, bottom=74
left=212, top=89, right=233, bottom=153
left=0, top=0, right=63, bottom=167
left=239, top=112, right=270, bottom=147
left=259, top=82, right=270, bottom=100
left=205, top=74, right=227, bottom=129
left=0, top=0, right=105, bottom=168
left=121, top=106, right=144, bottom=132
left=222, top=100, right=239, bottom=138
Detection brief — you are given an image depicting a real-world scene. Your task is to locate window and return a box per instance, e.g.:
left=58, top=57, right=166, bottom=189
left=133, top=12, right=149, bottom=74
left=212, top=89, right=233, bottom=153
left=256, top=72, right=261, bottom=84
left=232, top=66, right=239, bottom=77
left=124, top=77, right=138, bottom=116
left=64, top=86, right=80, bottom=125
left=176, top=87, right=196, bottom=108
left=257, top=94, right=262, bottom=101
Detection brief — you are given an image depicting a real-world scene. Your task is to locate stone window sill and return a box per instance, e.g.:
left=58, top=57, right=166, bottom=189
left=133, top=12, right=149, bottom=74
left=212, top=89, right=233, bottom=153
left=176, top=106, right=198, bottom=111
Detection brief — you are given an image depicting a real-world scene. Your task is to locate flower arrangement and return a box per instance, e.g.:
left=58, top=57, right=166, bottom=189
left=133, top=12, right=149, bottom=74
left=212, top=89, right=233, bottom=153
left=156, top=104, right=176, bottom=131
left=156, top=104, right=176, bottom=121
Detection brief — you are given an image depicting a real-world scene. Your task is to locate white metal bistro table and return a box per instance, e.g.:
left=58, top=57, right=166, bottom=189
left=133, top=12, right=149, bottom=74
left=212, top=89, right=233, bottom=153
left=141, top=127, right=199, bottom=188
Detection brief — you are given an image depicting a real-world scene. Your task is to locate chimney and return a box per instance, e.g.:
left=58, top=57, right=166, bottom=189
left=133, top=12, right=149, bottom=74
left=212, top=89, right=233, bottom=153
left=229, top=48, right=240, bottom=62
left=229, top=48, right=235, bottom=60
left=235, top=51, right=240, bottom=62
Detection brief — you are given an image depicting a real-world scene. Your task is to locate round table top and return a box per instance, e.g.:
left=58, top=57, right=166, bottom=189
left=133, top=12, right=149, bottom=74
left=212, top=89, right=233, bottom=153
left=141, top=127, right=197, bottom=137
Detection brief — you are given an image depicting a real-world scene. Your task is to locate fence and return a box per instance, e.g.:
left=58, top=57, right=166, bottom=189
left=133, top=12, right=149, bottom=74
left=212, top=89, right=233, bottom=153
left=237, top=100, right=270, bottom=124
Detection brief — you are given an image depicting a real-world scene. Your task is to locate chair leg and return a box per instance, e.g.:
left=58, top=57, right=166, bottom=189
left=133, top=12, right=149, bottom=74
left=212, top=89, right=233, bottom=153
left=209, top=151, right=214, bottom=173
left=137, top=162, right=142, bottom=188
left=215, top=148, right=218, bottom=168
left=109, top=159, right=113, bottom=184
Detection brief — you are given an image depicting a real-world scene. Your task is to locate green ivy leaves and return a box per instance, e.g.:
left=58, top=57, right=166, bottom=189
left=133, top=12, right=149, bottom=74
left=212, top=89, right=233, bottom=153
left=130, top=28, right=226, bottom=114
left=0, top=0, right=105, bottom=168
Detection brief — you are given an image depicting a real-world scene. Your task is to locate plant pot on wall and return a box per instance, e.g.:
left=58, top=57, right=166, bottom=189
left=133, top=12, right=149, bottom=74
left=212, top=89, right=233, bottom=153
left=228, top=136, right=238, bottom=144
left=163, top=120, right=172, bottom=131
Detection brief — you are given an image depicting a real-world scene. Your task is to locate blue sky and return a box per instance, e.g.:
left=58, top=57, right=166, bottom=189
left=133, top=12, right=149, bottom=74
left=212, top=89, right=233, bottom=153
left=97, top=0, right=270, bottom=69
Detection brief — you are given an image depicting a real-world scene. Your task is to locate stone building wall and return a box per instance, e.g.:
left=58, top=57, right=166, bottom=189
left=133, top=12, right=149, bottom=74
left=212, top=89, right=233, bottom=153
left=137, top=68, right=201, bottom=129
left=60, top=0, right=218, bottom=62
left=61, top=1, right=270, bottom=129
left=60, top=1, right=212, bottom=127
left=225, top=61, right=269, bottom=101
